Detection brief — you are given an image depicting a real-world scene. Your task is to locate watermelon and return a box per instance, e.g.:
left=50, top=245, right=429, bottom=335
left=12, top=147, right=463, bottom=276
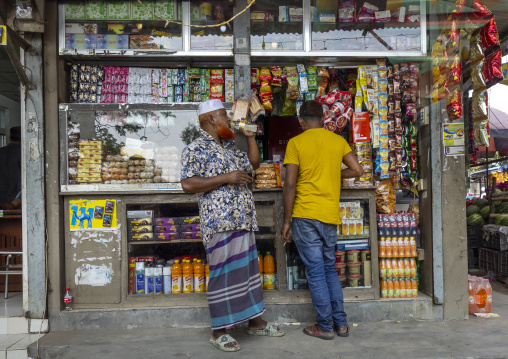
left=466, top=205, right=480, bottom=217
left=494, top=200, right=502, bottom=207
left=474, top=199, right=489, bottom=209
left=502, top=216, right=508, bottom=226
left=480, top=205, right=491, bottom=219
left=495, top=215, right=508, bottom=225
left=496, top=202, right=508, bottom=214
left=467, top=214, right=485, bottom=226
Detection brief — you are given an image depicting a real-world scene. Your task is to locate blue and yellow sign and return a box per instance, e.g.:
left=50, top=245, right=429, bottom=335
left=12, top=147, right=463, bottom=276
left=69, top=199, right=117, bottom=231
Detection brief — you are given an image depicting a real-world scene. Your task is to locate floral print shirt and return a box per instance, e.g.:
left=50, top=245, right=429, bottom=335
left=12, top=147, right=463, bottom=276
left=180, top=130, right=258, bottom=244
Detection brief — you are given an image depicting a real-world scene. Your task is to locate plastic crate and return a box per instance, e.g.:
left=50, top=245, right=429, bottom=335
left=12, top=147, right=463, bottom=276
left=499, top=251, right=508, bottom=276
left=479, top=231, right=502, bottom=250
left=479, top=248, right=500, bottom=273
left=468, top=248, right=479, bottom=269
left=467, top=226, right=482, bottom=249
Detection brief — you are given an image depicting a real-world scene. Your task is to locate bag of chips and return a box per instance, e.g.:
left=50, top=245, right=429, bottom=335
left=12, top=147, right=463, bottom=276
left=473, top=120, right=489, bottom=147
left=376, top=179, right=396, bottom=214
left=480, top=18, right=500, bottom=54
left=446, top=89, right=462, bottom=121
left=483, top=48, right=503, bottom=88
left=472, top=90, right=488, bottom=120
left=472, top=60, right=486, bottom=90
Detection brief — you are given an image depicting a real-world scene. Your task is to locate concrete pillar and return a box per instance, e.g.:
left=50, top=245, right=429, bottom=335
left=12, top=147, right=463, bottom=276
left=21, top=33, right=46, bottom=319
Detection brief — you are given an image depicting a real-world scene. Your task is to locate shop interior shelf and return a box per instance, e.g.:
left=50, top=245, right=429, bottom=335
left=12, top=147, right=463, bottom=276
left=312, top=21, right=421, bottom=31
left=337, top=235, right=369, bottom=240
left=128, top=239, right=202, bottom=245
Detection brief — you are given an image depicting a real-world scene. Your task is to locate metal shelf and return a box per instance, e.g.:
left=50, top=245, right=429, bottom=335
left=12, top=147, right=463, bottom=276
left=128, top=239, right=202, bottom=245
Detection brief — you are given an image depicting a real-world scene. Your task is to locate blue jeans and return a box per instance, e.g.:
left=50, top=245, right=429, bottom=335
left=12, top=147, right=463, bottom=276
left=292, top=217, right=347, bottom=332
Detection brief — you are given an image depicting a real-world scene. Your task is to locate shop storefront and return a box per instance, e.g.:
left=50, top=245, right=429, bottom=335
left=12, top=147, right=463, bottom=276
left=38, top=0, right=484, bottom=329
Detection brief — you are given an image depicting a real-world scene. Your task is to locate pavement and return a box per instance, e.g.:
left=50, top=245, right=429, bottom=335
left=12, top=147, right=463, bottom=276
left=28, top=281, right=508, bottom=359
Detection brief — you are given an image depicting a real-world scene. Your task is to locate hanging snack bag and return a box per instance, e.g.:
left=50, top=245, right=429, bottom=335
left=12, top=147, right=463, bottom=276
left=446, top=89, right=462, bottom=121
left=470, top=34, right=484, bottom=64
left=471, top=60, right=486, bottom=91
left=480, top=18, right=500, bottom=54
left=351, top=112, right=371, bottom=143
left=299, top=73, right=309, bottom=94
left=473, top=120, right=489, bottom=147
left=483, top=49, right=503, bottom=88
left=376, top=179, right=396, bottom=214
left=271, top=66, right=283, bottom=87
left=472, top=90, right=488, bottom=120
left=210, top=69, right=224, bottom=84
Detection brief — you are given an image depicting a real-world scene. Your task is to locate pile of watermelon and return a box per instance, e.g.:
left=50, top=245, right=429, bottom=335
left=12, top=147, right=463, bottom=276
left=466, top=198, right=489, bottom=226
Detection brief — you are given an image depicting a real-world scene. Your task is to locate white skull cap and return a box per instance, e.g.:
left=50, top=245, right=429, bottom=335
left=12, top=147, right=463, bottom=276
left=198, top=99, right=224, bottom=115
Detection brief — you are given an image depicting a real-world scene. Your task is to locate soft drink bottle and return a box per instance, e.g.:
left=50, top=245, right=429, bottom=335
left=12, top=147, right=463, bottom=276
left=410, top=236, right=417, bottom=257
left=468, top=279, right=476, bottom=315
left=183, top=260, right=194, bottom=293
left=64, top=288, right=73, bottom=311
left=379, top=237, right=386, bottom=258
left=485, top=279, right=493, bottom=313
left=263, top=252, right=276, bottom=290
left=385, top=237, right=393, bottom=258
left=393, top=278, right=400, bottom=298
left=171, top=260, right=183, bottom=294
left=379, top=259, right=387, bottom=278
left=381, top=278, right=388, bottom=298
left=386, top=258, right=393, bottom=278
left=475, top=279, right=487, bottom=313
left=400, top=278, right=407, bottom=298
left=194, top=260, right=205, bottom=293
left=387, top=279, right=394, bottom=298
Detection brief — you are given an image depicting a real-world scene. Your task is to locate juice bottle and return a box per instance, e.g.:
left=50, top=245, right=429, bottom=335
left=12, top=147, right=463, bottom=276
left=258, top=251, right=264, bottom=286
left=411, top=278, right=418, bottom=297
left=397, top=258, right=404, bottom=278
left=385, top=237, right=393, bottom=258
left=379, top=237, right=386, bottom=258
left=468, top=279, right=476, bottom=315
left=400, top=277, right=407, bottom=298
left=386, top=258, right=393, bottom=278
left=405, top=278, right=412, bottom=298
left=410, top=236, right=417, bottom=257
left=485, top=279, right=492, bottom=313
left=381, top=278, right=388, bottom=298
left=393, top=278, right=400, bottom=298
left=171, top=260, right=182, bottom=293
left=192, top=258, right=198, bottom=271
left=410, top=258, right=417, bottom=278
left=391, top=259, right=398, bottom=278
left=194, top=260, right=205, bottom=293
left=475, top=279, right=487, bottom=312
left=404, top=258, right=411, bottom=277
left=379, top=259, right=387, bottom=278
left=263, top=251, right=276, bottom=290
left=397, top=238, right=404, bottom=258
left=387, top=279, right=394, bottom=298
left=183, top=260, right=194, bottom=293
left=205, top=264, right=209, bottom=292
left=403, top=237, right=411, bottom=257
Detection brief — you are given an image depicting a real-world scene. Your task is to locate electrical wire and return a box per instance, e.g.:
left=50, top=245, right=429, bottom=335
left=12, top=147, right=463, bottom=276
left=136, top=0, right=255, bottom=29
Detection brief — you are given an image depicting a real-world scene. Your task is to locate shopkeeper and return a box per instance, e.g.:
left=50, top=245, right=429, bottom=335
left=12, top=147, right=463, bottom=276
left=180, top=99, right=284, bottom=352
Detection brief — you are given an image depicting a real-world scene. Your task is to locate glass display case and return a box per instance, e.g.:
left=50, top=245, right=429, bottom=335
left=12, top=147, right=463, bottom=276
left=59, top=103, right=231, bottom=192
left=250, top=0, right=304, bottom=51
left=62, top=0, right=182, bottom=52
left=189, top=0, right=234, bottom=51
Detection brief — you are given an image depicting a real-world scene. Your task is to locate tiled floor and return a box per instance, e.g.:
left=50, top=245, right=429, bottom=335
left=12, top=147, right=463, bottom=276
left=0, top=293, right=23, bottom=318
left=0, top=334, right=41, bottom=359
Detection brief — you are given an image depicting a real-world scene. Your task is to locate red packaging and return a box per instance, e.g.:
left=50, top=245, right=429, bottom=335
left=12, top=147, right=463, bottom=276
left=470, top=0, right=492, bottom=21
left=330, top=102, right=346, bottom=116
left=480, top=18, right=500, bottom=53
left=483, top=49, right=503, bottom=87
left=350, top=112, right=371, bottom=143
left=447, top=20, right=460, bottom=56
left=323, top=119, right=337, bottom=133
left=344, top=107, right=354, bottom=120
left=446, top=89, right=462, bottom=121
left=129, top=257, right=136, bottom=295
left=136, top=256, right=155, bottom=262
left=336, top=115, right=349, bottom=132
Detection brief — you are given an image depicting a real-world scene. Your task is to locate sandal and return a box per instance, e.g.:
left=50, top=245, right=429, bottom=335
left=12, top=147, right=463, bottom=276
left=303, top=324, right=334, bottom=340
left=334, top=323, right=350, bottom=337
left=246, top=322, right=285, bottom=337
left=209, top=334, right=241, bottom=352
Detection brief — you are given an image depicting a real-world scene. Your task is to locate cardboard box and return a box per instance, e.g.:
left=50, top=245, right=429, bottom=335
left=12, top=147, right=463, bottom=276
left=319, top=14, right=336, bottom=23
left=251, top=11, right=271, bottom=22
left=179, top=216, right=200, bottom=225
left=129, top=225, right=154, bottom=234
left=127, top=210, right=154, bottom=219
left=85, top=1, right=107, bottom=20
left=154, top=225, right=179, bottom=233
left=289, top=8, right=303, bottom=22
left=180, top=224, right=200, bottom=232
left=279, top=6, right=288, bottom=22
left=129, top=233, right=154, bottom=241
left=180, top=231, right=202, bottom=240
left=155, top=232, right=179, bottom=241
left=128, top=218, right=153, bottom=226
left=65, top=1, right=85, bottom=20
left=131, top=1, right=153, bottom=20
left=107, top=1, right=130, bottom=20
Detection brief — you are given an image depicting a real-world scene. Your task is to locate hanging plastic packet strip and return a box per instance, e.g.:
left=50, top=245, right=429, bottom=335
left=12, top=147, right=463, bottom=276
left=285, top=66, right=298, bottom=77
left=317, top=77, right=329, bottom=97
left=471, top=60, right=486, bottom=91
left=287, top=76, right=299, bottom=93
left=480, top=17, right=500, bottom=53
left=446, top=20, right=460, bottom=56
left=446, top=89, right=462, bottom=121
left=271, top=66, right=283, bottom=87
left=308, top=76, right=318, bottom=90
left=473, top=120, right=489, bottom=147
left=483, top=49, right=503, bottom=88
left=297, top=64, right=306, bottom=74
left=470, top=35, right=484, bottom=64
left=472, top=90, right=488, bottom=120
left=299, top=73, right=309, bottom=94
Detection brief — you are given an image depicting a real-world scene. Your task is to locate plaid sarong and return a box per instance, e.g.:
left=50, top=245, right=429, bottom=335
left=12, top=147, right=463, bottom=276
left=206, top=230, right=265, bottom=330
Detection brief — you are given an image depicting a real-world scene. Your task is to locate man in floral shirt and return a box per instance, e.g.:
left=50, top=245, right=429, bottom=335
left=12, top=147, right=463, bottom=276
left=180, top=100, right=283, bottom=352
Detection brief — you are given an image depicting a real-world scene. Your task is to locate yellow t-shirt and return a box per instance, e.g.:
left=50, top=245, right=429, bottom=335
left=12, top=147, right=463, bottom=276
left=283, top=128, right=352, bottom=225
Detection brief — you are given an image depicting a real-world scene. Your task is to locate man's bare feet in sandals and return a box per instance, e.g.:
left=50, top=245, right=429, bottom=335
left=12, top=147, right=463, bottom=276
left=211, top=329, right=240, bottom=351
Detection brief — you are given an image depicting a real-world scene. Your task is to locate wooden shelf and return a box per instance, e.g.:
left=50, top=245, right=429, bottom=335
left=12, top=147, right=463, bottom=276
left=128, top=239, right=202, bottom=245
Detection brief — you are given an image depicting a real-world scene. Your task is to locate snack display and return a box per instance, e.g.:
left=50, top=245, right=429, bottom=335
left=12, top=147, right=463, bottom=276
left=75, top=140, right=103, bottom=184
left=376, top=179, right=396, bottom=214
left=254, top=163, right=280, bottom=189
left=70, top=64, right=233, bottom=103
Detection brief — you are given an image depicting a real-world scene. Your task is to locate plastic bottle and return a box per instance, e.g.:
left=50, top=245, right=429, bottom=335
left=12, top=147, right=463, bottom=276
left=163, top=266, right=172, bottom=294
left=387, top=279, right=394, bottom=298
left=192, top=258, right=198, bottom=271
left=145, top=267, right=154, bottom=295
left=386, top=258, right=393, bottom=278
left=409, top=258, right=417, bottom=278
left=136, top=262, right=145, bottom=294
left=468, top=279, right=476, bottom=315
left=400, top=278, right=407, bottom=298
left=475, top=279, right=488, bottom=312
left=381, top=278, right=388, bottom=299
left=379, top=237, right=386, bottom=258
left=391, top=259, right=398, bottom=278
left=405, top=278, right=412, bottom=298
left=154, top=267, right=163, bottom=295
left=410, top=236, right=417, bottom=257
left=411, top=278, right=418, bottom=297
left=393, top=278, right=400, bottom=298
left=172, top=260, right=183, bottom=294
left=485, top=279, right=492, bottom=313
left=194, top=260, right=205, bottom=293
left=404, top=258, right=411, bottom=278
left=263, top=251, right=276, bottom=290
left=258, top=251, right=264, bottom=286
left=397, top=238, right=404, bottom=258
left=183, top=260, right=194, bottom=293
left=403, top=237, right=411, bottom=257
left=379, top=259, right=387, bottom=278
left=397, top=258, right=404, bottom=278
left=205, top=264, right=209, bottom=292
left=385, top=237, right=393, bottom=258
left=64, top=288, right=73, bottom=311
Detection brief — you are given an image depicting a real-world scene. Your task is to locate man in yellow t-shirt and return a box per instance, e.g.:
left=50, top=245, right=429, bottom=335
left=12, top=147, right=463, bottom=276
left=282, top=100, right=363, bottom=341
